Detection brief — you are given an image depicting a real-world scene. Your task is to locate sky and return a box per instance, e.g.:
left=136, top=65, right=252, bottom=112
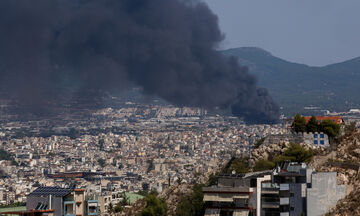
left=204, top=0, right=360, bottom=66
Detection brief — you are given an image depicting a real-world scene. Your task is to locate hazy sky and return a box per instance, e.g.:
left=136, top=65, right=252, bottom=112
left=204, top=0, right=360, bottom=66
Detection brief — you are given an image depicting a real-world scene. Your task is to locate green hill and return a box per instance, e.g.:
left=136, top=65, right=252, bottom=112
left=222, top=47, right=360, bottom=116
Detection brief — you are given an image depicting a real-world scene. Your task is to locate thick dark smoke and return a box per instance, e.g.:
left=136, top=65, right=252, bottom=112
left=0, top=0, right=279, bottom=124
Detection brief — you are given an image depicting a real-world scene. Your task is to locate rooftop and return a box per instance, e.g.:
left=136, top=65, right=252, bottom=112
left=28, top=187, right=73, bottom=197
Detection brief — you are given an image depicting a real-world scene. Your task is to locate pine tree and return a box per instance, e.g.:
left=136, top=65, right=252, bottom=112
left=293, top=114, right=306, bottom=133
left=306, top=116, right=319, bottom=133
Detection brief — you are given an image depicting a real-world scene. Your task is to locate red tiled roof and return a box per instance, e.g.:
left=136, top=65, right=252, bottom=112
left=303, top=116, right=344, bottom=125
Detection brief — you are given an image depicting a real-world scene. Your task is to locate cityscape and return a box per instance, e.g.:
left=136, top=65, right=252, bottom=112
left=1, top=0, right=360, bottom=216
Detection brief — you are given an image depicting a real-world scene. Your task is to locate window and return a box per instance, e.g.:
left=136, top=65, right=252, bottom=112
left=314, top=140, right=318, bottom=145
left=320, top=140, right=325, bottom=145
left=314, top=134, right=318, bottom=138
left=290, top=192, right=294, bottom=197
left=250, top=179, right=257, bottom=187
left=320, top=134, right=324, bottom=138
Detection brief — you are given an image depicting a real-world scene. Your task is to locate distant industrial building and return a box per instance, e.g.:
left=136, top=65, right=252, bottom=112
left=203, top=162, right=346, bottom=216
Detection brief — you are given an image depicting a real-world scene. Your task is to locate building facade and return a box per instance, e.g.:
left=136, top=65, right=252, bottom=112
left=26, top=187, right=99, bottom=216
left=203, top=162, right=346, bottom=216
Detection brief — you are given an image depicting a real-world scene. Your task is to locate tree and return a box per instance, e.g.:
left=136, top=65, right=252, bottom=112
left=147, top=159, right=155, bottom=173
left=98, top=139, right=105, bottom=151
left=306, top=116, right=318, bottom=133
left=113, top=201, right=123, bottom=213
left=98, top=158, right=106, bottom=167
left=141, top=194, right=168, bottom=216
left=0, top=149, right=13, bottom=161
left=319, top=120, right=340, bottom=137
left=253, top=160, right=275, bottom=172
left=175, top=184, right=204, bottom=216
left=108, top=202, right=113, bottom=213
left=0, top=169, right=7, bottom=178
left=293, top=114, right=306, bottom=133
left=254, top=138, right=265, bottom=149
left=120, top=192, right=129, bottom=206
left=274, top=143, right=314, bottom=164
left=206, top=174, right=218, bottom=186
left=177, top=177, right=182, bottom=185
left=229, top=158, right=249, bottom=174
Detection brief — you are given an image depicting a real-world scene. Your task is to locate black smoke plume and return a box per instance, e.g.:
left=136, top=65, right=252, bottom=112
left=0, top=0, right=279, bottom=124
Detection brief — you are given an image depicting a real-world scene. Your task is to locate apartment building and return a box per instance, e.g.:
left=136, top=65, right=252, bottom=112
left=203, top=162, right=346, bottom=216
left=26, top=187, right=99, bottom=216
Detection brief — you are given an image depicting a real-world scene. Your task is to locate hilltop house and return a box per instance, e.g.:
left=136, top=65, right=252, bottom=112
left=303, top=116, right=344, bottom=125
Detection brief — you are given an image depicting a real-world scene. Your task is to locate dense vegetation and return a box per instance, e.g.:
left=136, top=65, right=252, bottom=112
left=253, top=160, right=275, bottom=172
left=0, top=148, right=17, bottom=166
left=0, top=149, right=13, bottom=161
left=141, top=191, right=168, bottom=216
left=273, top=143, right=314, bottom=164
left=292, top=114, right=340, bottom=137
left=175, top=184, right=204, bottom=216
left=253, top=143, right=314, bottom=171
left=107, top=192, right=129, bottom=213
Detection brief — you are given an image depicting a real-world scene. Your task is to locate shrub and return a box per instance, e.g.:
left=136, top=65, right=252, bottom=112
left=229, top=158, right=249, bottom=174
left=253, top=160, right=275, bottom=172
left=274, top=143, right=314, bottom=164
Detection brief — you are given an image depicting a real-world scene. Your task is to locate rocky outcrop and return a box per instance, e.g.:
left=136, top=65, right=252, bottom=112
left=249, top=140, right=319, bottom=166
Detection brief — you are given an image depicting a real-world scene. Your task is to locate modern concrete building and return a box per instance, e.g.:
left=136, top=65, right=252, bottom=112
left=264, top=162, right=346, bottom=216
left=203, top=162, right=346, bottom=216
left=203, top=171, right=273, bottom=216
left=307, top=173, right=346, bottom=216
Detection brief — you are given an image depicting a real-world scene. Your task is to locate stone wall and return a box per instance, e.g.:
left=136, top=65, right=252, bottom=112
left=262, top=132, right=329, bottom=148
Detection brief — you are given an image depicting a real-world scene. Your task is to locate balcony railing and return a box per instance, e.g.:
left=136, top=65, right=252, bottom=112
left=280, top=198, right=289, bottom=205
left=203, top=187, right=253, bottom=194
left=280, top=184, right=289, bottom=191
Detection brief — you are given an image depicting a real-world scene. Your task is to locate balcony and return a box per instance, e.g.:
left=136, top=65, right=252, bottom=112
left=203, top=187, right=253, bottom=194
left=64, top=201, right=76, bottom=216
left=204, top=202, right=251, bottom=210
left=87, top=200, right=99, bottom=216
left=280, top=184, right=289, bottom=191
left=261, top=197, right=279, bottom=209
left=262, top=202, right=280, bottom=209
left=261, top=188, right=279, bottom=195
left=280, top=198, right=289, bottom=205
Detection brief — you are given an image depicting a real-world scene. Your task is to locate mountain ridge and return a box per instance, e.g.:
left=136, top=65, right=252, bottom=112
left=221, top=47, right=360, bottom=116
